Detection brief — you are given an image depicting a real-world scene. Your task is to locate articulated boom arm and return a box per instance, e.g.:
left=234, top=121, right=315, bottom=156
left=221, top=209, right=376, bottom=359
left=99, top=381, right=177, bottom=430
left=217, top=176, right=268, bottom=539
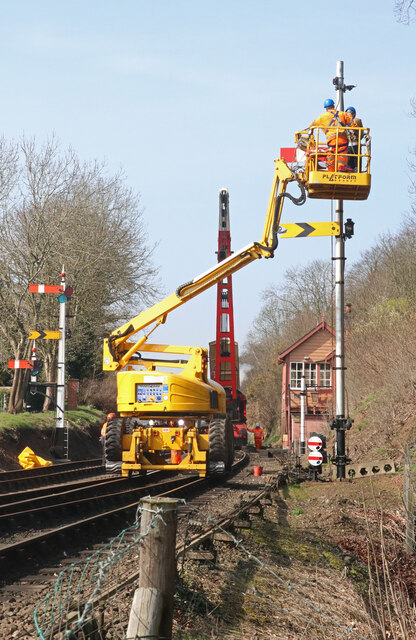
left=103, top=158, right=304, bottom=372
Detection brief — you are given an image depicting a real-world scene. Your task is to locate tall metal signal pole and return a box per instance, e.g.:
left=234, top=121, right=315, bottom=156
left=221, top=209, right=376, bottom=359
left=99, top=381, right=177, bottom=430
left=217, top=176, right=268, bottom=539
left=55, top=268, right=67, bottom=458
left=331, top=60, right=354, bottom=479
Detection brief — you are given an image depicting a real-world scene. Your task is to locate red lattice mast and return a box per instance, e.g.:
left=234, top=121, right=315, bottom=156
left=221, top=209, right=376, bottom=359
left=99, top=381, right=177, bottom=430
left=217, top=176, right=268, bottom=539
left=213, top=189, right=238, bottom=403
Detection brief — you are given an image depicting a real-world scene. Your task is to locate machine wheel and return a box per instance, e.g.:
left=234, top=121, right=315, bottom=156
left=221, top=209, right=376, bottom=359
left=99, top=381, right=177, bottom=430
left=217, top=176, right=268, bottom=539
left=209, top=418, right=233, bottom=474
left=105, top=418, right=125, bottom=462
left=226, top=418, right=234, bottom=470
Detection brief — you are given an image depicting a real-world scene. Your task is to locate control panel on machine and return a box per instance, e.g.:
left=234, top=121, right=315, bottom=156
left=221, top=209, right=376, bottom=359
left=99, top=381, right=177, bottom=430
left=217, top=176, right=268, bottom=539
left=136, top=382, right=167, bottom=403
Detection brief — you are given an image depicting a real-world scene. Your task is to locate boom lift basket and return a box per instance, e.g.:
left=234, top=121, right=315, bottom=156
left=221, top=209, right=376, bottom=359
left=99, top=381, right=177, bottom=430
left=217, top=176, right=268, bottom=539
left=295, top=127, right=371, bottom=201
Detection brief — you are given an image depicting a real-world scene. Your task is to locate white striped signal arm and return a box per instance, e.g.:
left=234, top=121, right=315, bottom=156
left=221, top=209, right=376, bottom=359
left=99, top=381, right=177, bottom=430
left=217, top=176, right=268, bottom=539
left=29, top=284, right=63, bottom=294
left=8, top=360, right=33, bottom=369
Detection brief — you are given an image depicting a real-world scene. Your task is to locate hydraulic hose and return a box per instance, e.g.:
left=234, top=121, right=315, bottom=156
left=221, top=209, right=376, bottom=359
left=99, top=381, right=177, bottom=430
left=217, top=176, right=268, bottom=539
left=254, top=178, right=306, bottom=256
left=108, top=323, right=135, bottom=359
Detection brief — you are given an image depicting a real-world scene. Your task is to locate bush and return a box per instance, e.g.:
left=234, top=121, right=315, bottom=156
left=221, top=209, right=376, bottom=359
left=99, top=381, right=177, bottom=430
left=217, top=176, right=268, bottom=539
left=79, top=375, right=117, bottom=413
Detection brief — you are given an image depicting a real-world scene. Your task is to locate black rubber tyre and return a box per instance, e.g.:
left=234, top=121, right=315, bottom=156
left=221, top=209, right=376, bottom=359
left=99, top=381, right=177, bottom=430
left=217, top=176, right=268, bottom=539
left=105, top=418, right=124, bottom=462
left=226, top=418, right=234, bottom=471
left=209, top=417, right=233, bottom=473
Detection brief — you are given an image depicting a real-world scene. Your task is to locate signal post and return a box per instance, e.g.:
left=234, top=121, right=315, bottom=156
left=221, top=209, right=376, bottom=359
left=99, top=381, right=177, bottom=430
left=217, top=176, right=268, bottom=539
left=279, top=60, right=358, bottom=477
left=27, top=267, right=73, bottom=459
left=329, top=60, right=354, bottom=479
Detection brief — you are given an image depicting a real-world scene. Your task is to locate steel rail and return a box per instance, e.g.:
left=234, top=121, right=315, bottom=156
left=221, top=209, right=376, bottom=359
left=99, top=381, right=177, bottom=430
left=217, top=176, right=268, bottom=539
left=0, top=473, right=119, bottom=507
left=0, top=453, right=248, bottom=579
left=0, top=458, right=102, bottom=481
left=42, top=459, right=274, bottom=639
left=0, top=459, right=104, bottom=493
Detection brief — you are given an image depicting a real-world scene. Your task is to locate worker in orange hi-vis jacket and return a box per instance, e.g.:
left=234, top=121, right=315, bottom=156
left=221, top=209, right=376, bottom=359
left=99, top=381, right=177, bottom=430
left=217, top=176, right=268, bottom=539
left=248, top=423, right=264, bottom=450
left=101, top=413, right=116, bottom=463
left=308, top=98, right=352, bottom=172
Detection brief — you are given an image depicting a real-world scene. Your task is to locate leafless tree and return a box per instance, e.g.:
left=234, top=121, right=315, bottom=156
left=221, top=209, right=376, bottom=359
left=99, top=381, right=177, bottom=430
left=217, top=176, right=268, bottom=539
left=394, top=0, right=416, bottom=24
left=241, top=259, right=332, bottom=434
left=0, top=136, right=158, bottom=413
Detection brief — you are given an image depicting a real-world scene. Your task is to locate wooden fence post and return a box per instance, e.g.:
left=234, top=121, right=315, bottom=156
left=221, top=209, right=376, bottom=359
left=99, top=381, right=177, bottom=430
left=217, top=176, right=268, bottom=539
left=127, top=497, right=180, bottom=639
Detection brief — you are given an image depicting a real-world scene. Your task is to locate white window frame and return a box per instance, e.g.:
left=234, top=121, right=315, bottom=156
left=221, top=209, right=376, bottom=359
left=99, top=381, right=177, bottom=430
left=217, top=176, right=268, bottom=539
left=319, top=363, right=332, bottom=387
left=290, top=361, right=317, bottom=389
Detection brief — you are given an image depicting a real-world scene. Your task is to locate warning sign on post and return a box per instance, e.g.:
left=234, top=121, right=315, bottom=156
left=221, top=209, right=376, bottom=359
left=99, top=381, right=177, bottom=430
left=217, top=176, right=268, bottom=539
left=308, top=451, right=323, bottom=466
left=307, top=436, right=323, bottom=451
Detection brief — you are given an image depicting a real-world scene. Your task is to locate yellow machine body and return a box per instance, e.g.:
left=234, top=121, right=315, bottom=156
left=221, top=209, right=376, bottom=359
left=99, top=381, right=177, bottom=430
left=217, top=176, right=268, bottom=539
left=295, top=126, right=371, bottom=201
left=116, top=345, right=226, bottom=417
left=102, top=157, right=301, bottom=477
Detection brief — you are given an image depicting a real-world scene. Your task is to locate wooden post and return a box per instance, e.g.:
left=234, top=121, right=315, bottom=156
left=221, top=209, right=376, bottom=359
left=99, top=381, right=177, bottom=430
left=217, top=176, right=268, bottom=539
left=127, top=497, right=180, bottom=639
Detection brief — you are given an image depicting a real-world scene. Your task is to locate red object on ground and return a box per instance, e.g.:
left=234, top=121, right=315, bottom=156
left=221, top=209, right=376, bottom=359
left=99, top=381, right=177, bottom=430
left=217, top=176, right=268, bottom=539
left=253, top=466, right=263, bottom=477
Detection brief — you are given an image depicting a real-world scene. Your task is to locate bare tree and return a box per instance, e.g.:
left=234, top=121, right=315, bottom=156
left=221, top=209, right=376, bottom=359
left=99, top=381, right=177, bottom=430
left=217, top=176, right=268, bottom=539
left=0, top=136, right=158, bottom=413
left=394, top=0, right=416, bottom=24
left=241, top=259, right=332, bottom=434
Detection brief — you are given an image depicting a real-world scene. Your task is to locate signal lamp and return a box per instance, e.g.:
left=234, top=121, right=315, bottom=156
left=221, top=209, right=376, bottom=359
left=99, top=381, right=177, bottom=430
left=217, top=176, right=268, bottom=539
left=344, top=218, right=355, bottom=239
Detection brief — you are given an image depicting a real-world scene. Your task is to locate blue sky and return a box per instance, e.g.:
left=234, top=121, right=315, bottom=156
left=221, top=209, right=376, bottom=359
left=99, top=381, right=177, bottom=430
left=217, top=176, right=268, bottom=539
left=1, top=1, right=414, bottom=354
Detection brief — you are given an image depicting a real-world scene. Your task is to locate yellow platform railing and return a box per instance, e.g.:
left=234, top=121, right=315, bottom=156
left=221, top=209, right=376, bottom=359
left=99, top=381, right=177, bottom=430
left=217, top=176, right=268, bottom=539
left=294, top=127, right=371, bottom=200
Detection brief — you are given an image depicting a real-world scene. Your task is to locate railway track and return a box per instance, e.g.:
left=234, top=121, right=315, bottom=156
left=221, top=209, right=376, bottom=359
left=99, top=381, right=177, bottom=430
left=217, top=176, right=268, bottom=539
left=0, top=458, right=104, bottom=493
left=40, top=479, right=278, bottom=639
left=0, top=450, right=283, bottom=639
left=0, top=452, right=249, bottom=582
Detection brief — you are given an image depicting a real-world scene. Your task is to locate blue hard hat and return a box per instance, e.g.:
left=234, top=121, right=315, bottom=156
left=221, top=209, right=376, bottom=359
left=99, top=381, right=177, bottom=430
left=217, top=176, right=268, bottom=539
left=324, top=98, right=335, bottom=108
left=346, top=106, right=356, bottom=115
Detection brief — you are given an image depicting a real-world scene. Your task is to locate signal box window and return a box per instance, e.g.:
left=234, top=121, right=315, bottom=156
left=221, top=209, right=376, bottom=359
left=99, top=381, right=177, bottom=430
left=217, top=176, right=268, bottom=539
left=305, top=362, right=317, bottom=386
left=290, top=362, right=317, bottom=388
left=319, top=363, right=331, bottom=387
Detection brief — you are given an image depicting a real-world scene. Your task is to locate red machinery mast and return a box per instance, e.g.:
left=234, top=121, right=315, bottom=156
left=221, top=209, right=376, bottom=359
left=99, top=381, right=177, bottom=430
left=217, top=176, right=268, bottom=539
left=214, top=189, right=238, bottom=409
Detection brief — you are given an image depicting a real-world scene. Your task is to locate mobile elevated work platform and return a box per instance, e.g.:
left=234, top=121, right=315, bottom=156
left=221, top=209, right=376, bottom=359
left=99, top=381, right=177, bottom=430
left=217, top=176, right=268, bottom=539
left=295, top=125, right=371, bottom=200
left=102, top=132, right=371, bottom=478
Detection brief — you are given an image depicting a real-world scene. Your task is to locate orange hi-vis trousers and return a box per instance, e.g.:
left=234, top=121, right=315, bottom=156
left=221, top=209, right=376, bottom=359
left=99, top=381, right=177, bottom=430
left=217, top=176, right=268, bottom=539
left=326, top=136, right=348, bottom=172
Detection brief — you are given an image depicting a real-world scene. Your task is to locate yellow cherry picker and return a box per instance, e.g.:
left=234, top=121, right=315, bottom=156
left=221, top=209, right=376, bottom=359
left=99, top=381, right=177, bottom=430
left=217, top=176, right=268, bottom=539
left=102, top=127, right=371, bottom=478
